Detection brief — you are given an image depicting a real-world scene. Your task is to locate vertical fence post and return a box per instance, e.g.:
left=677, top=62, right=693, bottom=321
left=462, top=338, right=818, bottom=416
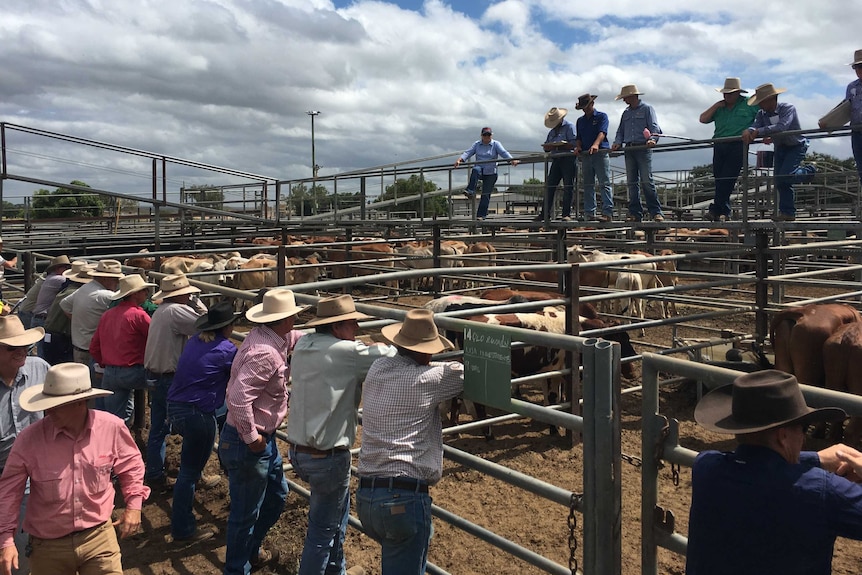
left=640, top=357, right=661, bottom=575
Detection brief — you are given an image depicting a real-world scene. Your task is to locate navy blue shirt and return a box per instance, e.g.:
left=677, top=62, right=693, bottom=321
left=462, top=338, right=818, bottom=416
left=686, top=444, right=862, bottom=575
left=575, top=110, right=610, bottom=151
left=168, top=333, right=237, bottom=413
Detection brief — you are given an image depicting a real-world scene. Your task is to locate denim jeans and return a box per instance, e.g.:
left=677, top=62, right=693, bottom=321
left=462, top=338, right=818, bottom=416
left=219, top=423, right=288, bottom=575
left=101, top=364, right=146, bottom=424
left=168, top=401, right=217, bottom=539
left=29, top=315, right=47, bottom=359
left=773, top=141, right=809, bottom=217
left=43, top=331, right=73, bottom=365
left=623, top=147, right=662, bottom=218
left=145, top=373, right=174, bottom=481
left=356, top=486, right=433, bottom=575
left=17, top=311, right=33, bottom=330
left=289, top=447, right=352, bottom=575
left=543, top=156, right=577, bottom=218
left=466, top=169, right=498, bottom=218
left=710, top=141, right=745, bottom=218
left=580, top=153, right=613, bottom=216
left=852, top=131, right=862, bottom=185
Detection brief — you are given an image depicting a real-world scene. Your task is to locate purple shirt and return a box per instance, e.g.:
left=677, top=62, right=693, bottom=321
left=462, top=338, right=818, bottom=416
left=168, top=334, right=238, bottom=413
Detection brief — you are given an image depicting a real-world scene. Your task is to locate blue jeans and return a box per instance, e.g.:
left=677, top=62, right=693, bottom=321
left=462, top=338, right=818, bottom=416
left=219, top=424, right=288, bottom=575
left=852, top=131, right=862, bottom=185
left=289, top=447, right=351, bottom=575
left=773, top=141, right=810, bottom=217
left=43, top=331, right=73, bottom=365
left=168, top=401, right=217, bottom=539
left=17, top=311, right=33, bottom=330
left=101, top=365, right=146, bottom=424
left=623, top=147, right=662, bottom=218
left=580, top=153, right=613, bottom=216
left=710, top=141, right=745, bottom=218
left=467, top=169, right=498, bottom=218
left=356, top=485, right=433, bottom=575
left=543, top=156, right=577, bottom=218
left=30, top=315, right=47, bottom=359
left=145, top=373, right=173, bottom=481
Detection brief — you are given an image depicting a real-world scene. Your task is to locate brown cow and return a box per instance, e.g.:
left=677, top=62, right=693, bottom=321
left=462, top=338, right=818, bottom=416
left=824, top=322, right=862, bottom=443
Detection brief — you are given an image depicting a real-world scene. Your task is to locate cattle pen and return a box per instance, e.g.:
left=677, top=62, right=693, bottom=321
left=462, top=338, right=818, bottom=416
left=4, top=122, right=862, bottom=574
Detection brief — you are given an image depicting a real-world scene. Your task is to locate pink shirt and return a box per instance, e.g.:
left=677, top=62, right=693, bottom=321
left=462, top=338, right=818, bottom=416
left=0, top=409, right=150, bottom=547
left=225, top=326, right=302, bottom=444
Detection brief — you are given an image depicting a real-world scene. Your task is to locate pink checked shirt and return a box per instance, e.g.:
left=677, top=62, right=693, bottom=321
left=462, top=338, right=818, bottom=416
left=225, top=325, right=303, bottom=444
left=0, top=409, right=149, bottom=547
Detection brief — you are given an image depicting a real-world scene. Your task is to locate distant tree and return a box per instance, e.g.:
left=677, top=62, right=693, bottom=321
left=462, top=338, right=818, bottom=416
left=288, top=183, right=330, bottom=216
left=374, top=175, right=447, bottom=216
left=183, top=185, right=225, bottom=211
left=0, top=201, right=23, bottom=219
left=506, top=177, right=544, bottom=198
left=31, top=180, right=105, bottom=219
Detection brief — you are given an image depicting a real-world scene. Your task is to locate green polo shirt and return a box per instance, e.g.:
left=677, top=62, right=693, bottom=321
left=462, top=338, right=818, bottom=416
left=708, top=97, right=758, bottom=139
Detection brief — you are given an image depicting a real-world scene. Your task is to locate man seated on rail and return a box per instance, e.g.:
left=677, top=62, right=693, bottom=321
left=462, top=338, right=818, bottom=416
left=686, top=370, right=862, bottom=575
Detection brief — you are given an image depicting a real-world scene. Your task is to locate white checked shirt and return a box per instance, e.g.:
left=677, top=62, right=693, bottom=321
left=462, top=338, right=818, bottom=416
left=357, top=354, right=464, bottom=484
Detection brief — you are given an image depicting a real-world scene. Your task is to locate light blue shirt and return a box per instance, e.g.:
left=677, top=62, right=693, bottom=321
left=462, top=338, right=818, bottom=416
left=614, top=101, right=661, bottom=146
left=0, top=357, right=48, bottom=470
left=459, top=139, right=514, bottom=175
left=544, top=118, right=577, bottom=158
left=749, top=101, right=806, bottom=148
left=846, top=79, right=862, bottom=127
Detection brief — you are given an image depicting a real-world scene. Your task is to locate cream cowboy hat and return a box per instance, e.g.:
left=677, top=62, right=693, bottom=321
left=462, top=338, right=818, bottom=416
left=0, top=315, right=44, bottom=347
left=88, top=259, right=125, bottom=278
left=305, top=295, right=372, bottom=327
left=245, top=289, right=309, bottom=324
left=544, top=107, right=568, bottom=129
left=62, top=261, right=96, bottom=284
left=716, top=77, right=747, bottom=94
left=152, top=273, right=201, bottom=301
left=110, top=274, right=157, bottom=301
left=615, top=84, right=643, bottom=100
left=44, top=255, right=72, bottom=274
left=850, top=49, right=862, bottom=66
left=747, top=83, right=787, bottom=106
left=19, top=362, right=112, bottom=412
left=575, top=94, right=598, bottom=110
left=380, top=309, right=453, bottom=354
left=694, top=370, right=845, bottom=434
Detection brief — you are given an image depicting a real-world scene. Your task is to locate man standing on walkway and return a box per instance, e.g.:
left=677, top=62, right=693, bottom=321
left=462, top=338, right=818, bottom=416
left=611, top=84, right=665, bottom=223
left=538, top=107, right=578, bottom=221
left=455, top=127, right=518, bottom=221
left=220, top=290, right=307, bottom=575
left=699, top=78, right=758, bottom=222
left=846, top=49, right=862, bottom=188
left=288, top=295, right=395, bottom=575
left=574, top=93, right=614, bottom=222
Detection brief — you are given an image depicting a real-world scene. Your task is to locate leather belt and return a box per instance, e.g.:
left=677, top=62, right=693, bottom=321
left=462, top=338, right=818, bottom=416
left=291, top=444, right=349, bottom=456
left=358, top=476, right=429, bottom=493
left=73, top=346, right=90, bottom=353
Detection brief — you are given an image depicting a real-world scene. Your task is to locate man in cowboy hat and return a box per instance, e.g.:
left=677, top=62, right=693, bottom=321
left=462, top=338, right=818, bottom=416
left=287, top=295, right=395, bottom=575
left=538, top=107, right=578, bottom=221
left=686, top=370, right=862, bottom=575
left=611, top=84, right=665, bottom=223
left=59, top=259, right=124, bottom=367
left=0, top=362, right=149, bottom=575
left=454, top=127, right=519, bottom=221
left=356, top=309, right=464, bottom=575
left=143, top=273, right=208, bottom=489
left=43, top=261, right=94, bottom=365
left=0, top=316, right=48, bottom=575
left=90, top=274, right=157, bottom=423
left=574, top=93, right=614, bottom=222
left=0, top=238, right=17, bottom=301
left=167, top=300, right=241, bottom=545
left=18, top=255, right=71, bottom=333
left=846, top=49, right=862, bottom=188
left=220, top=289, right=307, bottom=575
left=742, top=83, right=817, bottom=222
left=29, top=256, right=72, bottom=351
left=699, top=78, right=758, bottom=222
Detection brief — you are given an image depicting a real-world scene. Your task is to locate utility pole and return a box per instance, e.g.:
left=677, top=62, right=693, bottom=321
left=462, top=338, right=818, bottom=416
left=306, top=110, right=321, bottom=178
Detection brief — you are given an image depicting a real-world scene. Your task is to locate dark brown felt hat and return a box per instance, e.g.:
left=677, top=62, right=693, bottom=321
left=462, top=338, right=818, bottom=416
left=695, top=370, right=845, bottom=434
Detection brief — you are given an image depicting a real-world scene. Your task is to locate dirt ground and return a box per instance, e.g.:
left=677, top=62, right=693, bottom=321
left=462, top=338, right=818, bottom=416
left=116, top=288, right=862, bottom=575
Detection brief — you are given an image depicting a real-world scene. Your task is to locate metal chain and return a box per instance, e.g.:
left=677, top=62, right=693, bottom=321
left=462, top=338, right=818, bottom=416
left=568, top=492, right=583, bottom=575
left=654, top=418, right=671, bottom=470
left=671, top=462, right=681, bottom=486
left=621, top=452, right=643, bottom=468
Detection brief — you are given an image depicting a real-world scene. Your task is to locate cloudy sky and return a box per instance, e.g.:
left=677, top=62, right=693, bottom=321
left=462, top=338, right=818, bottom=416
left=1, top=0, right=858, bottom=203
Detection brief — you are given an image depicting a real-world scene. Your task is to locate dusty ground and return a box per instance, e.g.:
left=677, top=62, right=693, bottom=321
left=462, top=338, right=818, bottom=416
left=116, top=287, right=862, bottom=575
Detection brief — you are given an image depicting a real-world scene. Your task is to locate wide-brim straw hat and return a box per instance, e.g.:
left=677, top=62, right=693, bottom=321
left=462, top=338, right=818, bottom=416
left=850, top=49, right=862, bottom=66
left=245, top=289, right=309, bottom=324
left=0, top=315, right=44, bottom=347
left=88, top=259, right=125, bottom=278
left=716, top=77, right=747, bottom=94
left=747, top=83, right=787, bottom=106
left=195, top=300, right=241, bottom=332
left=380, top=309, right=453, bottom=354
left=544, top=107, right=568, bottom=129
left=694, top=370, right=846, bottom=434
left=62, top=261, right=96, bottom=284
left=305, top=294, right=372, bottom=327
left=44, top=255, right=72, bottom=274
left=615, top=84, right=643, bottom=100
left=152, top=273, right=201, bottom=301
left=575, top=94, right=598, bottom=110
left=110, top=274, right=157, bottom=301
left=19, top=362, right=112, bottom=412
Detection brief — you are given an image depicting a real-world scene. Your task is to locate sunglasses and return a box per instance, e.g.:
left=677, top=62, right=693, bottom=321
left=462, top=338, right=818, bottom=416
left=855, top=64, right=862, bottom=70
left=0, top=344, right=31, bottom=354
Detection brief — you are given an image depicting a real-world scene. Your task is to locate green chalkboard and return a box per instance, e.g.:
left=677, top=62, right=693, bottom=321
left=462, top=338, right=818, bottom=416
left=462, top=324, right=512, bottom=409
